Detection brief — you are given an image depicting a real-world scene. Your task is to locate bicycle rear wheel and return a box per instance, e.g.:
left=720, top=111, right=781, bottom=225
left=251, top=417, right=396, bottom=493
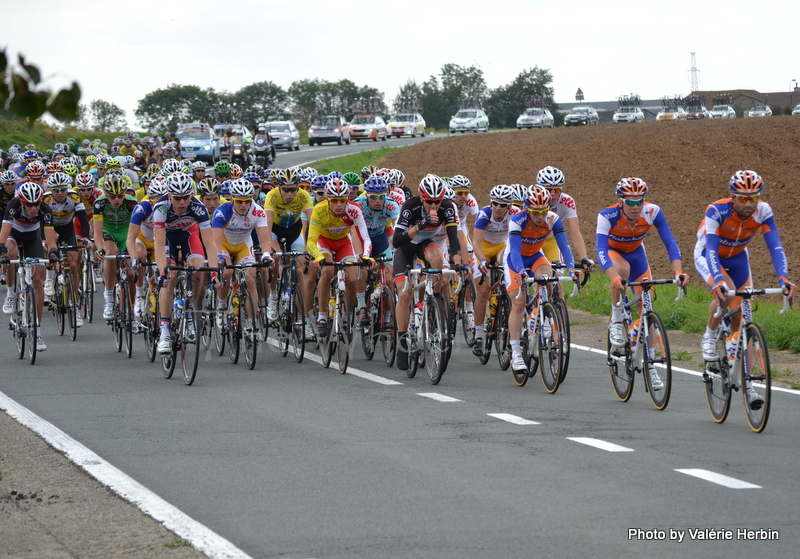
left=424, top=296, right=447, bottom=385
left=123, top=290, right=133, bottom=358
left=54, top=278, right=65, bottom=336
left=553, top=297, right=571, bottom=383
left=66, top=276, right=77, bottom=341
left=461, top=279, right=477, bottom=347
left=380, top=285, right=397, bottom=367
left=25, top=285, right=37, bottom=365
left=241, top=290, right=257, bottom=370
left=704, top=329, right=731, bottom=423
left=742, top=323, right=771, bottom=433
left=608, top=329, right=634, bottom=402
left=181, top=298, right=201, bottom=385
left=290, top=281, right=305, bottom=363
left=643, top=311, right=671, bottom=410
left=335, top=292, right=350, bottom=374
left=539, top=302, right=564, bottom=394
left=495, top=296, right=512, bottom=371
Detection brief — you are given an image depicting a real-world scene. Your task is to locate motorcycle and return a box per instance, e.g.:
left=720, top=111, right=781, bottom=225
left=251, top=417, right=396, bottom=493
left=230, top=136, right=253, bottom=168
left=253, top=133, right=276, bottom=166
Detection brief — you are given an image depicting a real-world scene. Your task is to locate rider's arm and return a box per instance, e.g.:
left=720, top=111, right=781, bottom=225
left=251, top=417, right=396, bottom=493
left=564, top=216, right=589, bottom=262
left=552, top=217, right=575, bottom=270
left=595, top=211, right=615, bottom=274
left=350, top=205, right=372, bottom=256
left=472, top=227, right=486, bottom=264
left=306, top=206, right=323, bottom=260
left=761, top=216, right=791, bottom=286
left=652, top=207, right=682, bottom=264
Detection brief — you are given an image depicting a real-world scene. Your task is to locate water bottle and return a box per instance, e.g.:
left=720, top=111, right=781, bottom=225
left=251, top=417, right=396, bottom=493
left=489, top=293, right=498, bottom=316
left=627, top=318, right=640, bottom=347
left=232, top=294, right=239, bottom=313
left=173, top=295, right=183, bottom=320
left=283, top=285, right=291, bottom=310
left=148, top=291, right=157, bottom=314
left=414, top=302, right=423, bottom=330
left=726, top=331, right=739, bottom=363
left=328, top=295, right=335, bottom=319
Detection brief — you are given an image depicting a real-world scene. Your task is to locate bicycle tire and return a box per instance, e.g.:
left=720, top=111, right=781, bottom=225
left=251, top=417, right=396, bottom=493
left=25, top=283, right=37, bottom=365
left=161, top=313, right=177, bottom=380
left=553, top=297, right=571, bottom=383
left=277, top=280, right=290, bottom=358
left=228, top=294, right=241, bottom=365
left=255, top=269, right=269, bottom=342
left=145, top=289, right=158, bottom=363
left=241, top=289, right=257, bottom=370
left=479, top=298, right=493, bottom=365
left=539, top=302, right=564, bottom=394
left=200, top=285, right=215, bottom=350
left=461, top=278, right=477, bottom=347
left=380, top=285, right=397, bottom=367
left=66, top=275, right=77, bottom=341
left=742, top=323, right=771, bottom=433
left=336, top=291, right=350, bottom=374
left=643, top=311, right=671, bottom=410
left=704, top=327, right=732, bottom=423
left=55, top=278, right=65, bottom=336
left=424, top=295, right=447, bottom=385
left=14, top=289, right=25, bottom=359
left=113, top=284, right=123, bottom=353
left=123, top=289, right=133, bottom=358
left=290, top=277, right=305, bottom=363
left=83, top=259, right=95, bottom=323
left=213, top=301, right=226, bottom=356
left=608, top=328, right=634, bottom=402
left=495, top=296, right=512, bottom=371
left=361, top=310, right=376, bottom=361
left=437, top=293, right=452, bottom=375
left=319, top=297, right=333, bottom=368
left=181, top=297, right=201, bottom=385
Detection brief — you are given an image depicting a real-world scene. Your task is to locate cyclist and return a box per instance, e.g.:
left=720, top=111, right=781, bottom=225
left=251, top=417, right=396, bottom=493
left=307, top=178, right=372, bottom=338
left=353, top=175, right=401, bottom=323
left=92, top=174, right=138, bottom=320
left=695, top=170, right=795, bottom=407
left=197, top=177, right=225, bottom=215
left=153, top=172, right=218, bottom=355
left=0, top=182, right=59, bottom=351
left=392, top=175, right=462, bottom=372
left=310, top=175, right=329, bottom=205
left=214, top=160, right=231, bottom=184
left=343, top=172, right=363, bottom=201
left=211, top=178, right=272, bottom=329
left=192, top=161, right=208, bottom=184
left=0, top=170, right=18, bottom=215
left=596, top=177, right=689, bottom=389
left=471, top=184, right=520, bottom=356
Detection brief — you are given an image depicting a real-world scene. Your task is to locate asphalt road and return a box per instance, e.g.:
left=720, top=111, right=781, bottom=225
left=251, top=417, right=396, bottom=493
left=272, top=133, right=435, bottom=168
left=0, top=303, right=798, bottom=558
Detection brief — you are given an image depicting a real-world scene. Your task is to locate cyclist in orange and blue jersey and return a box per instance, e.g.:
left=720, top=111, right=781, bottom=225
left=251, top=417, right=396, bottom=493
left=506, top=186, right=578, bottom=374
left=596, top=178, right=689, bottom=368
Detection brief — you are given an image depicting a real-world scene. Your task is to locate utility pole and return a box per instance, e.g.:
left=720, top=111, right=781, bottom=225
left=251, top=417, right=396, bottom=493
left=689, top=52, right=699, bottom=94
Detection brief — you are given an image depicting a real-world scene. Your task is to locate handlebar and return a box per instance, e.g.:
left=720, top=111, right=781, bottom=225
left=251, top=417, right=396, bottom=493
left=614, top=278, right=684, bottom=307
left=516, top=274, right=579, bottom=299
left=713, top=287, right=791, bottom=318
left=403, top=268, right=462, bottom=295
left=8, top=258, right=48, bottom=265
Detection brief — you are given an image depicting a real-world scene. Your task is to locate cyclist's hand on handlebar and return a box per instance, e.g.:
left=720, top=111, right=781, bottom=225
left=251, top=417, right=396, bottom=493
left=711, top=281, right=728, bottom=306
left=782, top=281, right=796, bottom=304
left=611, top=275, right=626, bottom=293
left=156, top=273, right=168, bottom=288
left=361, top=255, right=375, bottom=268
left=569, top=268, right=581, bottom=283
left=94, top=248, right=106, bottom=262
left=260, top=252, right=272, bottom=264
left=580, top=257, right=596, bottom=272
left=674, top=271, right=690, bottom=287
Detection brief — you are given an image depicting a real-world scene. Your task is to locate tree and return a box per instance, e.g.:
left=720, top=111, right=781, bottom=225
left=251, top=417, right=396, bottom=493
left=135, top=84, right=225, bottom=132
left=0, top=48, right=81, bottom=123
left=88, top=99, right=126, bottom=132
left=58, top=103, right=89, bottom=130
left=288, top=79, right=385, bottom=129
left=485, top=67, right=555, bottom=127
left=417, top=64, right=487, bottom=129
left=231, top=81, right=289, bottom=125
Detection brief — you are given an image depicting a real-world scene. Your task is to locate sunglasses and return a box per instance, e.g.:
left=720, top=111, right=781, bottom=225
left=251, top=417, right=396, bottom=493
left=328, top=197, right=348, bottom=203
left=78, top=187, right=95, bottom=191
left=281, top=187, right=298, bottom=193
left=50, top=187, right=69, bottom=193
left=423, top=199, right=442, bottom=206
left=171, top=194, right=192, bottom=201
left=454, top=190, right=470, bottom=196
left=313, top=190, right=326, bottom=196
left=368, top=194, right=386, bottom=200
left=232, top=198, right=251, bottom=204
left=735, top=195, right=760, bottom=203
left=621, top=198, right=644, bottom=206
left=106, top=193, right=126, bottom=200
left=491, top=200, right=509, bottom=208
left=22, top=201, right=41, bottom=208
left=527, top=207, right=550, bottom=215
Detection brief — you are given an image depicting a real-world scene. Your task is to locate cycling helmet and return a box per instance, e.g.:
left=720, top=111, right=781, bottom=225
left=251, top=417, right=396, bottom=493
left=102, top=174, right=128, bottom=196
left=2, top=170, right=20, bottom=183
left=328, top=171, right=344, bottom=180
left=86, top=154, right=97, bottom=165
left=167, top=172, right=195, bottom=195
left=245, top=164, right=264, bottom=177
left=197, top=177, right=222, bottom=197
left=311, top=175, right=329, bottom=191
left=443, top=186, right=455, bottom=201
left=47, top=172, right=72, bottom=188
left=303, top=167, right=318, bottom=180
left=26, top=161, right=45, bottom=178
left=214, top=160, right=231, bottom=176
left=280, top=167, right=297, bottom=184
left=96, top=154, right=109, bottom=168
left=9, top=144, right=21, bottom=154
left=62, top=162, right=78, bottom=177
left=450, top=175, right=471, bottom=190
left=24, top=143, right=36, bottom=151
left=615, top=177, right=648, bottom=198
left=343, top=172, right=361, bottom=186
left=298, top=170, right=314, bottom=185
left=161, top=159, right=182, bottom=175
left=75, top=172, right=96, bottom=188
left=191, top=160, right=206, bottom=171
left=361, top=165, right=378, bottom=180
left=148, top=176, right=168, bottom=198
left=18, top=182, right=44, bottom=204
left=363, top=176, right=388, bottom=193
left=490, top=184, right=516, bottom=203
left=267, top=168, right=281, bottom=182
left=23, top=149, right=38, bottom=160
left=325, top=177, right=350, bottom=198
left=394, top=169, right=406, bottom=187
left=244, top=172, right=262, bottom=184
left=440, top=176, right=451, bottom=185
left=418, top=174, right=445, bottom=201
left=229, top=163, right=243, bottom=180
left=77, top=148, right=88, bottom=156
left=46, top=161, right=63, bottom=174
left=125, top=155, right=135, bottom=167
left=114, top=155, right=126, bottom=167
left=228, top=177, right=254, bottom=198
left=728, top=170, right=764, bottom=195
left=286, top=165, right=302, bottom=177
left=106, top=157, right=121, bottom=169
left=536, top=166, right=565, bottom=188
left=220, top=180, right=232, bottom=196
left=133, top=150, right=143, bottom=159
left=523, top=186, right=552, bottom=210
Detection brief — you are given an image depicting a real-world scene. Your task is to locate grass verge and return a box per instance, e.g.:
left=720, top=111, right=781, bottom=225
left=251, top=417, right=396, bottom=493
left=310, top=146, right=408, bottom=175
left=0, top=120, right=133, bottom=151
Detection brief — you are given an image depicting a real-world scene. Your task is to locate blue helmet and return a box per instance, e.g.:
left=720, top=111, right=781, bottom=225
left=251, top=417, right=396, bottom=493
left=363, top=176, right=388, bottom=193
left=220, top=179, right=233, bottom=196
left=327, top=171, right=343, bottom=180
left=311, top=174, right=329, bottom=190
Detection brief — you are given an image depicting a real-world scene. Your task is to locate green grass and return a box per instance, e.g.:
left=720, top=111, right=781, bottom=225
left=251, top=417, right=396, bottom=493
left=311, top=146, right=409, bottom=175
left=163, top=539, right=191, bottom=548
left=567, top=273, right=800, bottom=353
left=0, top=120, right=137, bottom=151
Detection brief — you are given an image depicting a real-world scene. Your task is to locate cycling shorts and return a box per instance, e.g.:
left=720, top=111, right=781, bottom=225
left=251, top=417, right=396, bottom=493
left=102, top=227, right=129, bottom=253
left=392, top=239, right=441, bottom=283
left=54, top=224, right=78, bottom=251
left=272, top=222, right=303, bottom=251
left=317, top=235, right=356, bottom=263
left=165, top=228, right=205, bottom=264
left=135, top=233, right=155, bottom=254
left=694, top=241, right=751, bottom=307
left=542, top=236, right=560, bottom=266
left=606, top=245, right=653, bottom=294
left=222, top=238, right=255, bottom=265
left=504, top=251, right=550, bottom=293
left=474, top=241, right=506, bottom=279
left=8, top=229, right=46, bottom=260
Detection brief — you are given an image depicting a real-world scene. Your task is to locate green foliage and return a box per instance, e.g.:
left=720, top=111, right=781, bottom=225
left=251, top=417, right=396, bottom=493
left=288, top=79, right=385, bottom=130
left=0, top=48, right=81, bottom=123
left=485, top=67, right=555, bottom=128
left=163, top=539, right=191, bottom=548
left=231, top=81, right=289, bottom=124
left=88, top=100, right=126, bottom=132
left=135, top=84, right=224, bottom=132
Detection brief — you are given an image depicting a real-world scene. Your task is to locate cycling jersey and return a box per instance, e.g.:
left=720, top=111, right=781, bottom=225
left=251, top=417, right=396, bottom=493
left=3, top=197, right=54, bottom=234
left=354, top=194, right=400, bottom=238
left=152, top=197, right=211, bottom=233
left=130, top=199, right=158, bottom=242
left=307, top=200, right=371, bottom=260
left=212, top=201, right=268, bottom=245
left=0, top=187, right=16, bottom=216
left=264, top=187, right=312, bottom=229
left=595, top=202, right=681, bottom=272
left=394, top=197, right=460, bottom=254
left=43, top=191, right=87, bottom=228
left=456, top=194, right=479, bottom=251
left=389, top=187, right=406, bottom=207
left=474, top=205, right=521, bottom=246
left=506, top=211, right=574, bottom=274
left=93, top=194, right=137, bottom=231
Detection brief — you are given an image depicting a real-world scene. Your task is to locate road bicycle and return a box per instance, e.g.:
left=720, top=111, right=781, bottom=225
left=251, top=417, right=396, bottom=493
left=403, top=267, right=461, bottom=385
left=270, top=249, right=308, bottom=363
left=253, top=248, right=271, bottom=342
left=359, top=254, right=397, bottom=366
left=8, top=256, right=45, bottom=365
left=475, top=263, right=511, bottom=369
left=447, top=263, right=477, bottom=349
left=50, top=244, right=79, bottom=341
left=549, top=263, right=590, bottom=383
left=606, top=278, right=684, bottom=410
left=137, top=261, right=160, bottom=363
left=222, top=262, right=269, bottom=370
left=105, top=254, right=135, bottom=358
left=79, top=240, right=96, bottom=323
left=703, top=287, right=791, bottom=433
left=515, top=273, right=579, bottom=392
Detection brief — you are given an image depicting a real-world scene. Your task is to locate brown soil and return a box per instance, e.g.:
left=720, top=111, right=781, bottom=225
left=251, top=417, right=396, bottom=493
left=383, top=117, right=800, bottom=290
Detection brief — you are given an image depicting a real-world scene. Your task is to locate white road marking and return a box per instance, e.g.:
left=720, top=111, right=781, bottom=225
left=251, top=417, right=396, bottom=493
left=487, top=413, right=540, bottom=425
left=418, top=392, right=463, bottom=402
left=675, top=468, right=761, bottom=489
left=0, top=390, right=253, bottom=559
left=567, top=437, right=635, bottom=452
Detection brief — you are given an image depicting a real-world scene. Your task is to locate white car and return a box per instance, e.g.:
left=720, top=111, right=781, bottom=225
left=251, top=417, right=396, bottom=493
left=516, top=107, right=554, bottom=128
left=709, top=105, right=736, bottom=119
left=792, top=104, right=800, bottom=116
left=387, top=113, right=426, bottom=138
left=613, top=107, right=645, bottom=123
left=349, top=115, right=387, bottom=142
left=748, top=105, right=772, bottom=118
left=449, top=109, right=489, bottom=133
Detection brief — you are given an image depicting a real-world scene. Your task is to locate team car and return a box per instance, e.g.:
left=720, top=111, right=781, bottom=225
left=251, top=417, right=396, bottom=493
left=308, top=115, right=351, bottom=146
left=449, top=108, right=489, bottom=133
left=656, top=106, right=687, bottom=121
left=176, top=122, right=219, bottom=163
left=612, top=106, right=645, bottom=123
left=564, top=106, right=599, bottom=126
left=748, top=105, right=772, bottom=118
left=387, top=113, right=426, bottom=138
left=709, top=105, right=736, bottom=119
left=686, top=106, right=712, bottom=120
left=516, top=107, right=554, bottom=128
left=349, top=115, right=388, bottom=142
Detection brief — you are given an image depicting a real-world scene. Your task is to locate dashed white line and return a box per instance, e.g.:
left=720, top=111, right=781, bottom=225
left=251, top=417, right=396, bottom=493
left=675, top=468, right=761, bottom=489
left=487, top=413, right=540, bottom=425
left=567, top=437, right=635, bottom=452
left=417, top=392, right=463, bottom=402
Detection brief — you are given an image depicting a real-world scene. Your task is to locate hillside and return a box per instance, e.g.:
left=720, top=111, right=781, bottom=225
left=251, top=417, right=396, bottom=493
left=381, top=118, right=800, bottom=289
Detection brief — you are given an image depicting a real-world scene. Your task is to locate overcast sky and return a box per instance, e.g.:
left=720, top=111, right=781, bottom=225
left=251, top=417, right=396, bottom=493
left=5, top=0, right=796, bottom=129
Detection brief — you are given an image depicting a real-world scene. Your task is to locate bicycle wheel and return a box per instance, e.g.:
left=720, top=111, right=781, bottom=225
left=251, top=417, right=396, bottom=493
left=123, top=289, right=133, bottom=358
left=423, top=296, right=447, bottom=385
left=742, top=323, right=771, bottom=433
left=704, top=328, right=732, bottom=423
left=82, top=260, right=95, bottom=323
left=437, top=293, right=452, bottom=375
left=289, top=280, right=305, bottom=363
left=360, top=302, right=376, bottom=361
left=162, top=340, right=176, bottom=379
left=539, top=302, right=564, bottom=394
left=461, top=279, right=477, bottom=347
left=181, top=298, right=201, bottom=385
left=113, top=285, right=123, bottom=353
left=144, top=289, right=158, bottom=363
left=276, top=280, right=290, bottom=358
left=380, top=285, right=397, bottom=367
left=241, top=290, right=257, bottom=370
left=54, top=277, right=65, bottom=336
left=495, top=296, right=512, bottom=371
left=608, top=328, right=634, bottom=402
left=213, top=302, right=226, bottom=356
left=255, top=269, right=269, bottom=342
left=553, top=297, right=571, bottom=383
left=66, top=275, right=77, bottom=341
left=14, top=291, right=25, bottom=359
left=25, top=285, right=37, bottom=365
left=228, top=295, right=241, bottom=365
left=643, top=311, right=671, bottom=410
left=335, top=291, right=350, bottom=374
left=479, top=299, right=493, bottom=366
left=200, top=285, right=215, bottom=350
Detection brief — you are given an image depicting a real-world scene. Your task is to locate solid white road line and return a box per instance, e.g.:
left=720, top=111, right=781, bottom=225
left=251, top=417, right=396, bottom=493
left=487, top=413, right=540, bottom=425
left=418, top=392, right=463, bottom=402
left=675, top=468, right=762, bottom=489
left=567, top=437, right=635, bottom=452
left=0, top=390, right=253, bottom=559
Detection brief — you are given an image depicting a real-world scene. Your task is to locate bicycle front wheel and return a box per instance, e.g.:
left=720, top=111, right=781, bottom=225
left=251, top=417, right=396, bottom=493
left=181, top=298, right=201, bottom=385
left=113, top=286, right=123, bottom=353
left=255, top=269, right=269, bottom=342
left=14, top=292, right=25, bottom=359
left=380, top=285, right=397, bottom=367
left=553, top=297, right=570, bottom=383
left=144, top=289, right=158, bottom=363
left=461, top=279, right=477, bottom=347
left=66, top=276, right=77, bottom=341
left=25, top=286, right=37, bottom=365
left=608, top=329, right=634, bottom=402
left=290, top=280, right=305, bottom=363
left=335, top=292, right=350, bottom=375
left=539, top=302, right=564, bottom=394
left=241, top=290, right=257, bottom=370
left=55, top=279, right=65, bottom=336
left=704, top=329, right=731, bottom=423
left=82, top=260, right=95, bottom=323
left=742, top=323, right=771, bottom=433
left=228, top=297, right=241, bottom=365
left=495, top=296, right=512, bottom=371
left=123, top=289, right=133, bottom=358
left=424, top=296, right=447, bottom=385
left=643, top=311, right=671, bottom=410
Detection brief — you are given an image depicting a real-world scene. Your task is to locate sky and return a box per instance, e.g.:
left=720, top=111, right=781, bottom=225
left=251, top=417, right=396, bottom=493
left=5, top=0, right=797, bottom=129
